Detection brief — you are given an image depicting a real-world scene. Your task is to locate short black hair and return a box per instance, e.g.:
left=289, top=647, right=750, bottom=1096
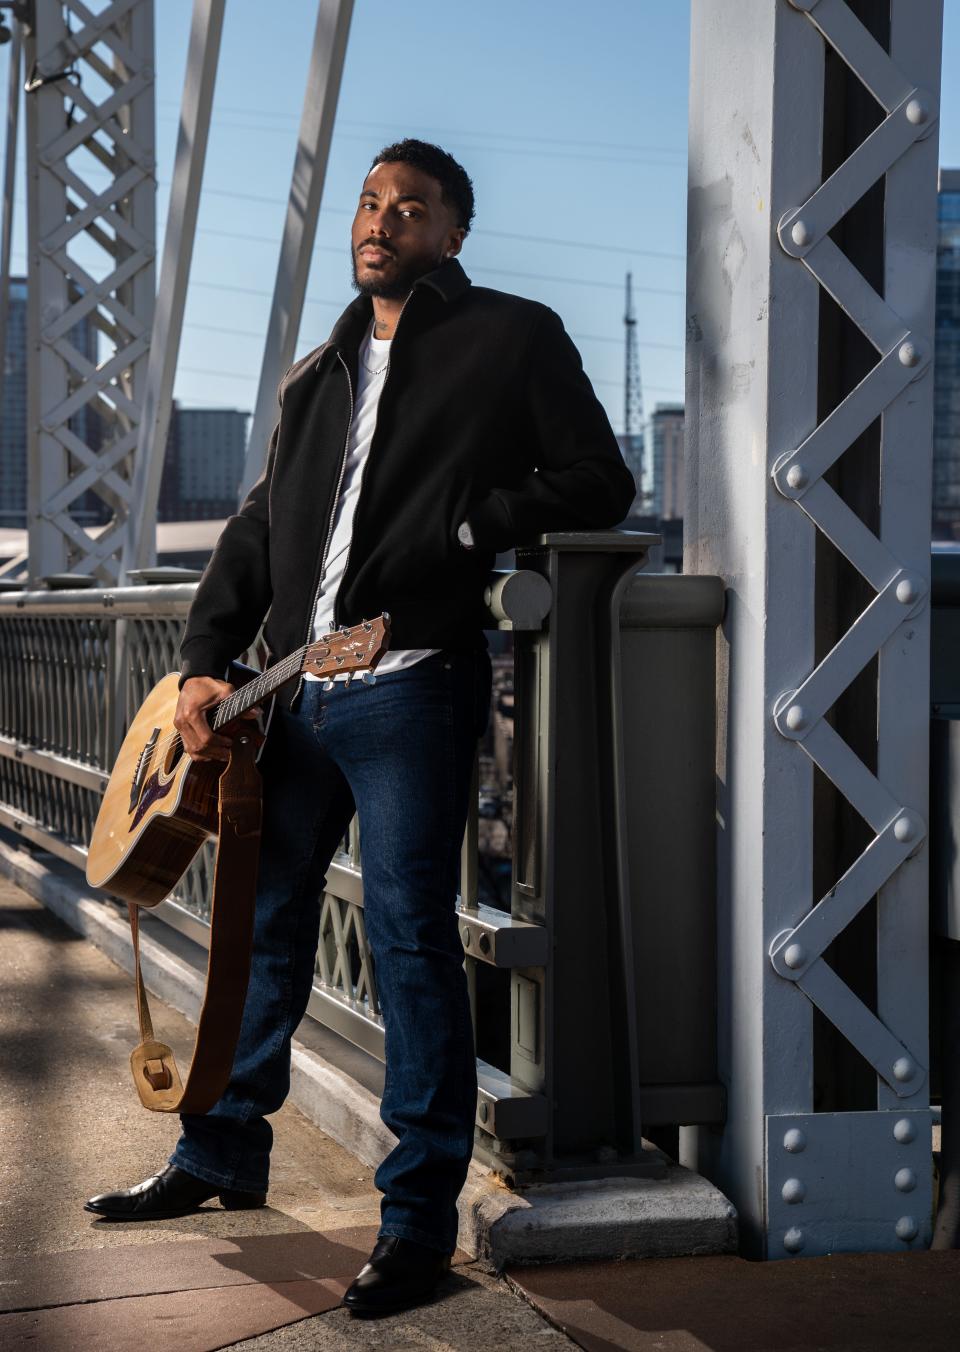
left=369, top=138, right=475, bottom=234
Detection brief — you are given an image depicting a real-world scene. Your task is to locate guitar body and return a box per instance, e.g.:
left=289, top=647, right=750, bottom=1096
left=85, top=663, right=271, bottom=908
left=86, top=616, right=390, bottom=911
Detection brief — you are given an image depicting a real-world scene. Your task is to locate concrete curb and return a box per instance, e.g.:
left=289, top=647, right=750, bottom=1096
left=1, top=835, right=738, bottom=1267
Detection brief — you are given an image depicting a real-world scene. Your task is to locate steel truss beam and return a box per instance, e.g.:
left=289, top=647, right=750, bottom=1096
left=121, top=0, right=224, bottom=578
left=238, top=0, right=354, bottom=503
left=686, top=0, right=941, bottom=1257
left=24, top=0, right=156, bottom=583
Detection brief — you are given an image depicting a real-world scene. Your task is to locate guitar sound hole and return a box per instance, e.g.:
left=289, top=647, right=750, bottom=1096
left=164, top=739, right=185, bottom=773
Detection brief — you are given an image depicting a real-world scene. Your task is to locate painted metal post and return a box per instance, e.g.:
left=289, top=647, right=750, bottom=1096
left=686, top=0, right=942, bottom=1257
left=121, top=0, right=225, bottom=578
left=238, top=0, right=354, bottom=503
left=501, top=531, right=661, bottom=1182
left=0, top=20, right=26, bottom=582
left=23, top=0, right=156, bottom=583
left=0, top=17, right=21, bottom=446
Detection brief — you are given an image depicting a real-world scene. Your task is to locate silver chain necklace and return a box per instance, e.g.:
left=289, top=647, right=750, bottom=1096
left=361, top=337, right=390, bottom=376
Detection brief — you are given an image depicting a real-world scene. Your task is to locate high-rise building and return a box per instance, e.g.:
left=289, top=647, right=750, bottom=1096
left=615, top=432, right=644, bottom=513
left=0, top=278, right=28, bottom=528
left=934, top=169, right=960, bottom=540
left=1, top=276, right=102, bottom=528
left=649, top=403, right=685, bottom=521
left=158, top=404, right=249, bottom=521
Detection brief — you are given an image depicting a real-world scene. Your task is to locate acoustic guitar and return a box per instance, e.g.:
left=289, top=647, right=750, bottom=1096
left=86, top=613, right=390, bottom=906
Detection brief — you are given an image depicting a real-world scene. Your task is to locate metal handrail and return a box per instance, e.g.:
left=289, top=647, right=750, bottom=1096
left=0, top=570, right=554, bottom=1155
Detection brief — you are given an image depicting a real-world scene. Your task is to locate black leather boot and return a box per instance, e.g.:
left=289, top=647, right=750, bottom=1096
left=343, top=1234, right=452, bottom=1317
left=84, top=1162, right=267, bottom=1220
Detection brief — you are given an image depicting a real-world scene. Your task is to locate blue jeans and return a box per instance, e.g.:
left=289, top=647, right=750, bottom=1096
left=170, top=646, right=492, bottom=1253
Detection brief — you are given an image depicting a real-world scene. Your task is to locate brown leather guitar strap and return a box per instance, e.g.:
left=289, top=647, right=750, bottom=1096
left=128, top=733, right=263, bottom=1112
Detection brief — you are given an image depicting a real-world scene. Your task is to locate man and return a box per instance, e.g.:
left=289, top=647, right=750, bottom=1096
left=85, top=139, right=636, bottom=1315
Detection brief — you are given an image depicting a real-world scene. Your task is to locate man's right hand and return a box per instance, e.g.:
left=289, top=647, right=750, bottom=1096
left=174, top=676, right=259, bottom=763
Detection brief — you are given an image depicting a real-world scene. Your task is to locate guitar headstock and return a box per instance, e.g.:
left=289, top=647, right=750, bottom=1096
left=301, top=612, right=391, bottom=680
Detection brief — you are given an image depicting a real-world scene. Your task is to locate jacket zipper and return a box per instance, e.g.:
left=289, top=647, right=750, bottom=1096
left=292, top=352, right=355, bottom=709
left=292, top=289, right=415, bottom=709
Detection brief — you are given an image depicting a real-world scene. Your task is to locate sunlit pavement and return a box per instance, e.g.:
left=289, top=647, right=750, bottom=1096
left=0, top=870, right=573, bottom=1350
left=3, top=859, right=959, bottom=1352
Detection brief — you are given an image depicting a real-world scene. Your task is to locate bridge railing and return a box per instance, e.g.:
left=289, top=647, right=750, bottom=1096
left=0, top=532, right=727, bottom=1184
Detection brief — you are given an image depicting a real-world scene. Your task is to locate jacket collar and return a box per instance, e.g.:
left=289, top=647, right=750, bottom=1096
left=324, top=256, right=472, bottom=359
left=414, top=255, right=472, bottom=304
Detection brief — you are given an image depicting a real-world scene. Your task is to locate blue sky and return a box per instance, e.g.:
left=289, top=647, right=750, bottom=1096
left=2, top=0, right=960, bottom=438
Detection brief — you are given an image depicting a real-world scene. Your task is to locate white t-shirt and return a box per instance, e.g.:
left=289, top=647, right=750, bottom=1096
left=303, top=319, right=439, bottom=681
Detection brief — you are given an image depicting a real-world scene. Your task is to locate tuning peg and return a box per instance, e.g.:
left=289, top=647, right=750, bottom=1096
left=359, top=671, right=376, bottom=686
left=343, top=671, right=354, bottom=688
left=322, top=679, right=335, bottom=691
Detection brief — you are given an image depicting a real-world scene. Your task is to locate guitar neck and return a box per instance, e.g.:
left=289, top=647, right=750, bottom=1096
left=209, top=646, right=307, bottom=730
left=203, top=614, right=391, bottom=731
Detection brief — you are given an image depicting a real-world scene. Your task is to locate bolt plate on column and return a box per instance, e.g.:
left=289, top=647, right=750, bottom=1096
left=765, top=1111, right=932, bottom=1257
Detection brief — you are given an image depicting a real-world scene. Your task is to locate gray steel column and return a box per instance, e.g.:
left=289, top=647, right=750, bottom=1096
left=506, top=532, right=659, bottom=1180
left=0, top=17, right=21, bottom=439
left=23, top=0, right=156, bottom=583
left=0, top=18, right=25, bottom=581
left=686, top=0, right=941, bottom=1257
left=121, top=0, right=225, bottom=577
left=238, top=0, right=354, bottom=503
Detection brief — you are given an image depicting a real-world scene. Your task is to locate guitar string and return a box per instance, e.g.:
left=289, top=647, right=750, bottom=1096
left=144, top=647, right=306, bottom=764
left=138, top=631, right=379, bottom=767
left=146, top=643, right=320, bottom=762
left=140, top=648, right=305, bottom=766
left=142, top=619, right=384, bottom=768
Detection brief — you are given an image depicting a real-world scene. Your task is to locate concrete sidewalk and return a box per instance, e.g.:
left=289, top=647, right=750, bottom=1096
left=4, top=854, right=959, bottom=1352
left=0, top=875, right=573, bottom=1350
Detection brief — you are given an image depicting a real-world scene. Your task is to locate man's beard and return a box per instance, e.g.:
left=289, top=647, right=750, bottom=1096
left=350, top=246, right=441, bottom=300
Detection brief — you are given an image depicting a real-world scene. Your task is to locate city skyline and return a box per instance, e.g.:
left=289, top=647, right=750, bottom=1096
left=4, top=3, right=960, bottom=437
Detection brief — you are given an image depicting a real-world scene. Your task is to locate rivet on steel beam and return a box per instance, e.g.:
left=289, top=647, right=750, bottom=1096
left=782, top=1178, right=805, bottom=1204
left=461, top=928, right=471, bottom=947
left=784, top=1128, right=807, bottom=1153
left=906, top=99, right=928, bottom=126
left=895, top=576, right=921, bottom=605
left=893, top=1118, right=916, bottom=1144
left=898, top=340, right=921, bottom=367
left=783, top=943, right=807, bottom=971
left=894, top=814, right=917, bottom=843
left=791, top=219, right=813, bottom=247
left=785, top=464, right=808, bottom=490
left=478, top=933, right=491, bottom=955
left=785, top=704, right=808, bottom=733
left=895, top=1215, right=919, bottom=1241
left=478, top=1102, right=489, bottom=1123
left=893, top=1057, right=916, bottom=1083
left=783, top=1227, right=805, bottom=1253
left=894, top=1167, right=917, bottom=1193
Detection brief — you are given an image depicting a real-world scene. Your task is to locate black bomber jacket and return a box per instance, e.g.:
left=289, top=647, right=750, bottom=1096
left=177, top=256, right=637, bottom=713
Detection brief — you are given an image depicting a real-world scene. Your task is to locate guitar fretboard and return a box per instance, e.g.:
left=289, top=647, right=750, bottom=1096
left=209, top=647, right=306, bottom=730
